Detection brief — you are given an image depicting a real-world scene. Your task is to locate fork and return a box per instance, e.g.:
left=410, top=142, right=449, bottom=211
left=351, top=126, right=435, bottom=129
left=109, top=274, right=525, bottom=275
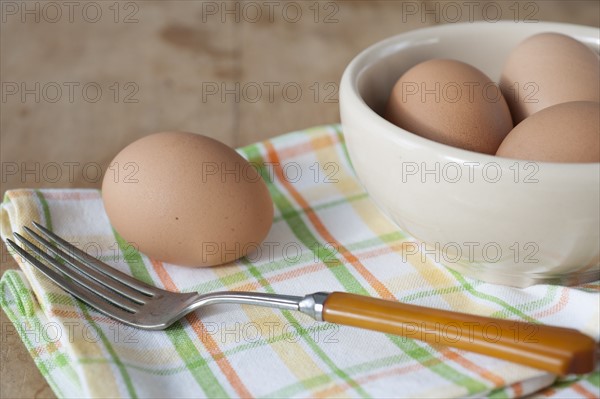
left=6, top=222, right=597, bottom=376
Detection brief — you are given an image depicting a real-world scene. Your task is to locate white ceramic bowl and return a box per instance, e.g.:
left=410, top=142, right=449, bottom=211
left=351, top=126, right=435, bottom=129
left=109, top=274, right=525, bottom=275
left=340, top=22, right=600, bottom=287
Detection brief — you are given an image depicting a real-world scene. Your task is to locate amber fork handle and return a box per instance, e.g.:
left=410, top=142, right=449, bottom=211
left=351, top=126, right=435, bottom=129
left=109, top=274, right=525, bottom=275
left=320, top=292, right=597, bottom=376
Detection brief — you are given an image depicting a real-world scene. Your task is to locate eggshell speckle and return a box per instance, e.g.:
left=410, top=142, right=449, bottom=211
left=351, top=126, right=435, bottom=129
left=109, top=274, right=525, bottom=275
left=385, top=59, right=513, bottom=154
left=102, top=131, right=273, bottom=267
left=496, top=101, right=600, bottom=163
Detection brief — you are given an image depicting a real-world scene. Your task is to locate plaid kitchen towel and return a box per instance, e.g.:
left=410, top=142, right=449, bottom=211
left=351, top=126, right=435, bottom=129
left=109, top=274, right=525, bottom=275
left=1, top=125, right=599, bottom=399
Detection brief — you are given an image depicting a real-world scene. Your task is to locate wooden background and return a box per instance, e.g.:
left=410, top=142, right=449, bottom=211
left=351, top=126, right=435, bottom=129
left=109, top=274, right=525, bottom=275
left=1, top=1, right=599, bottom=397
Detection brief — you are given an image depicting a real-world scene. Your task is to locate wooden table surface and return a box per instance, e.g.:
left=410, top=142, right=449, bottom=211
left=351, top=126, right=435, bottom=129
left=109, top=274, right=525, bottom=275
left=1, top=1, right=598, bottom=397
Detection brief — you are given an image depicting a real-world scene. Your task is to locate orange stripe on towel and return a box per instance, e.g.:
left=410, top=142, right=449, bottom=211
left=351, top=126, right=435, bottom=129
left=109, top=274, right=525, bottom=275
left=150, top=259, right=252, bottom=398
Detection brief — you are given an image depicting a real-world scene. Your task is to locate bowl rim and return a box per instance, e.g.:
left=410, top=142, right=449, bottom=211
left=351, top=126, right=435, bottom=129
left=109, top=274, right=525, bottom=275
left=340, top=21, right=600, bottom=170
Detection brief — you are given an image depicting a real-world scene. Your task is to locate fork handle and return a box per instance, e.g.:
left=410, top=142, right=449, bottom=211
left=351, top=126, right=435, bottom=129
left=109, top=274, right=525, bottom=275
left=321, top=292, right=597, bottom=376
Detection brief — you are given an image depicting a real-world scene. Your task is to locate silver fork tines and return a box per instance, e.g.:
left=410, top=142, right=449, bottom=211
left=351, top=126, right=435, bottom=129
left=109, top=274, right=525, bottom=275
left=6, top=223, right=328, bottom=330
left=29, top=222, right=158, bottom=296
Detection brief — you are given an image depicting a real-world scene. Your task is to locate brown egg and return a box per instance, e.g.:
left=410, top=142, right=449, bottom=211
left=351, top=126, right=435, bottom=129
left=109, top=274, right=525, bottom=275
left=500, top=32, right=600, bottom=124
left=496, top=101, right=600, bottom=163
left=102, top=132, right=273, bottom=267
left=385, top=59, right=513, bottom=154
